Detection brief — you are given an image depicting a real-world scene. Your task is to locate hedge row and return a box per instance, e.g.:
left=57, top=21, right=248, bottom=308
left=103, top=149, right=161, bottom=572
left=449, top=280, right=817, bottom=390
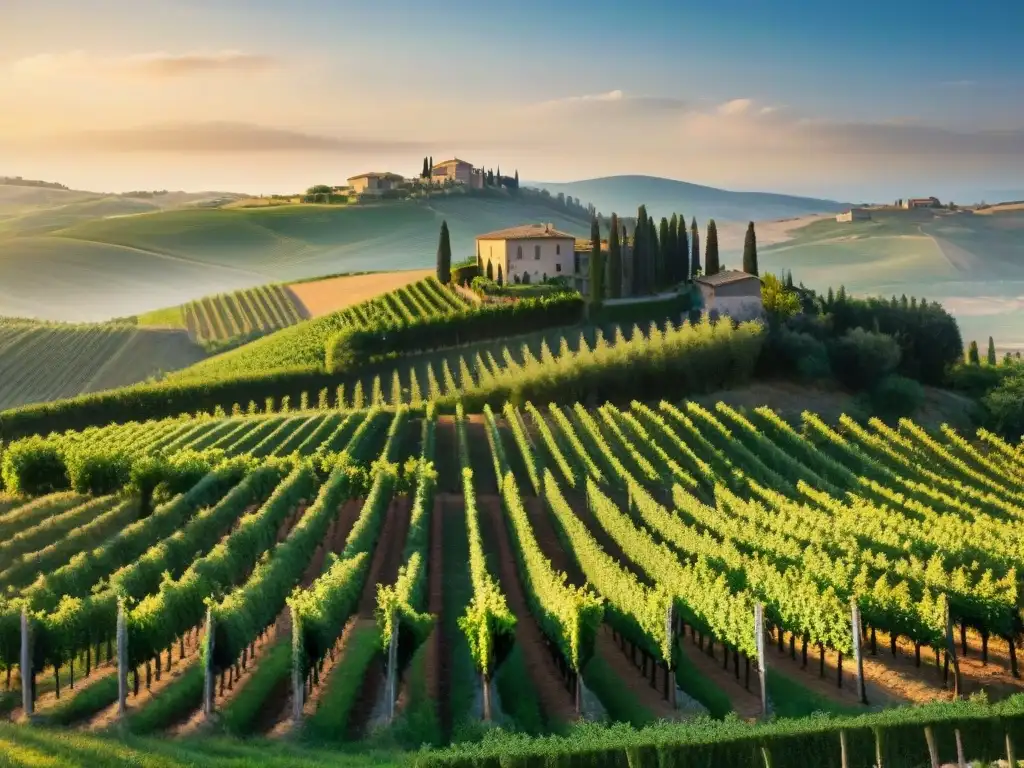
left=414, top=695, right=1024, bottom=768
left=0, top=367, right=336, bottom=442
left=326, top=293, right=585, bottom=373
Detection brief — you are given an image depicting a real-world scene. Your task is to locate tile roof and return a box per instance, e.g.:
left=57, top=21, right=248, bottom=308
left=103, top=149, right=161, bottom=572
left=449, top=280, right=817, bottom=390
left=432, top=158, right=473, bottom=169
left=347, top=171, right=404, bottom=181
left=695, top=269, right=761, bottom=288
left=476, top=223, right=577, bottom=241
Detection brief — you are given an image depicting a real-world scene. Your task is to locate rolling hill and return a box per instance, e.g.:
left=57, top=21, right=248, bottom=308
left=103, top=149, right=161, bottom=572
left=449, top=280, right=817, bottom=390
left=528, top=175, right=847, bottom=222
left=0, top=194, right=591, bottom=322
left=759, top=207, right=1024, bottom=351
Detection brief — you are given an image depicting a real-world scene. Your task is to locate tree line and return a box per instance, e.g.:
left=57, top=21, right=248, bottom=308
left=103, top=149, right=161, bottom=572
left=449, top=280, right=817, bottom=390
left=588, top=208, right=761, bottom=301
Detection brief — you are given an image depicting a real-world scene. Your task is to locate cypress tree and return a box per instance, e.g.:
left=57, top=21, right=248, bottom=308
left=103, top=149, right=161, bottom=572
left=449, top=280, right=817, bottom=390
left=429, top=156, right=433, bottom=173
left=677, top=214, right=690, bottom=281
left=987, top=336, right=997, bottom=365
left=690, top=217, right=700, bottom=278
left=436, top=220, right=452, bottom=284
left=785, top=270, right=794, bottom=289
left=589, top=216, right=604, bottom=305
left=608, top=213, right=622, bottom=298
left=705, top=219, right=720, bottom=275
left=742, top=221, right=759, bottom=275
left=648, top=217, right=659, bottom=294
left=659, top=217, right=670, bottom=289
left=968, top=340, right=981, bottom=365
left=632, top=217, right=645, bottom=295
left=667, top=214, right=679, bottom=284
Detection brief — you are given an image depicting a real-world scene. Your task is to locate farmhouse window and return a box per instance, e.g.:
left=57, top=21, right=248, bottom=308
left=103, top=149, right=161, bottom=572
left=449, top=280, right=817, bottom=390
left=517, top=246, right=522, bottom=259
left=556, top=264, right=562, bottom=273
left=556, top=244, right=561, bottom=254
left=534, top=245, right=541, bottom=259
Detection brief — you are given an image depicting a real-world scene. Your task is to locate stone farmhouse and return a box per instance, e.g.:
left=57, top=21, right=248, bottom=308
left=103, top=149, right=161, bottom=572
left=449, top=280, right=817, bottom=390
left=432, top=158, right=484, bottom=189
left=346, top=172, right=404, bottom=196
left=836, top=208, right=871, bottom=223
left=475, top=223, right=574, bottom=285
left=694, top=270, right=764, bottom=321
left=902, top=196, right=941, bottom=209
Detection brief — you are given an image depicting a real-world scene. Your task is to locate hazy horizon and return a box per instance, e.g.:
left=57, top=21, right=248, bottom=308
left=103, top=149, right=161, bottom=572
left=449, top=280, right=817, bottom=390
left=2, top=0, right=1021, bottom=204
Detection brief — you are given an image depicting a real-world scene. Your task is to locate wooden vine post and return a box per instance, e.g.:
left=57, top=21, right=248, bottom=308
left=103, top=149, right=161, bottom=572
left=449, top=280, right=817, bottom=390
left=385, top=619, right=399, bottom=723
left=944, top=603, right=962, bottom=698
left=202, top=607, right=215, bottom=719
left=755, top=603, right=768, bottom=718
left=290, top=617, right=303, bottom=724
left=850, top=600, right=868, bottom=705
left=20, top=608, right=33, bottom=718
left=116, top=599, right=128, bottom=717
left=666, top=602, right=677, bottom=708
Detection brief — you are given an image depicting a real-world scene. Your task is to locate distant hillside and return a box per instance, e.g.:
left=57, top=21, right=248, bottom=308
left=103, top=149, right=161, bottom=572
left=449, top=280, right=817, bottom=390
left=528, top=175, right=846, bottom=222
left=760, top=207, right=1024, bottom=352
left=0, top=193, right=589, bottom=322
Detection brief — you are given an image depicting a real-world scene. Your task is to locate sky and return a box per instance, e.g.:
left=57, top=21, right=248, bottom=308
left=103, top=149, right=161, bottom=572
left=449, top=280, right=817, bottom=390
left=1, top=0, right=1022, bottom=202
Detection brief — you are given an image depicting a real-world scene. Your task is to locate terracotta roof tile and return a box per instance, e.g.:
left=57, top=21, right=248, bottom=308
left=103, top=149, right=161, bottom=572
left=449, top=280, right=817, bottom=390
left=475, top=223, right=577, bottom=241
left=695, top=270, right=760, bottom=288
left=347, top=171, right=404, bottom=181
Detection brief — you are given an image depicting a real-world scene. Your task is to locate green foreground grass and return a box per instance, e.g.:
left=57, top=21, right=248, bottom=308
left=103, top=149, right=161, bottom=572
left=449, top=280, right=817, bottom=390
left=0, top=725, right=402, bottom=767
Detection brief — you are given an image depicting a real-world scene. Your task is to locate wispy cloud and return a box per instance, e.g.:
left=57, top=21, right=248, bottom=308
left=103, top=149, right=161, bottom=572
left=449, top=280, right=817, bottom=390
left=939, top=79, right=977, bottom=88
left=120, top=51, right=278, bottom=77
left=9, top=50, right=279, bottom=78
left=47, top=122, right=425, bottom=153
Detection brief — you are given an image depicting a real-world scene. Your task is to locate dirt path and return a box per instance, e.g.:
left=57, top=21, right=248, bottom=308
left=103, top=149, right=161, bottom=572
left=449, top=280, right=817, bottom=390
left=595, top=627, right=682, bottom=721
left=434, top=418, right=460, bottom=494
left=244, top=499, right=368, bottom=736
left=676, top=637, right=762, bottom=720
left=426, top=496, right=456, bottom=741
left=522, top=496, right=681, bottom=720
left=464, top=417, right=498, bottom=494
left=345, top=495, right=413, bottom=739
left=477, top=494, right=578, bottom=725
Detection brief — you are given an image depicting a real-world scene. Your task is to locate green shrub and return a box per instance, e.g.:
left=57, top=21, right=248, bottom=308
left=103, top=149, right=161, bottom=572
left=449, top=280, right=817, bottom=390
left=868, top=374, right=925, bottom=421
left=65, top=449, right=131, bottom=495
left=0, top=437, right=69, bottom=495
left=983, top=372, right=1024, bottom=441
left=774, top=328, right=831, bottom=381
left=828, top=328, right=901, bottom=390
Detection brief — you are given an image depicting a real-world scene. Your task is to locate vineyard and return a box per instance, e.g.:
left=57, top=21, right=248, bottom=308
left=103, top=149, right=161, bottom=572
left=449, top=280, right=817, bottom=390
left=1, top=392, right=1023, bottom=766
left=170, top=276, right=472, bottom=380
left=182, top=284, right=307, bottom=346
left=0, top=320, right=205, bottom=411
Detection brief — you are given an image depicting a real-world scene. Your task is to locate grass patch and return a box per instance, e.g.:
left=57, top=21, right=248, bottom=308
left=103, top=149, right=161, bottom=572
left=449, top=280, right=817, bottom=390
left=0, top=723, right=403, bottom=767
left=674, top=648, right=733, bottom=718
left=442, top=505, right=481, bottom=744
left=41, top=675, right=118, bottom=726
left=219, top=639, right=292, bottom=736
left=494, top=645, right=546, bottom=735
left=123, top=662, right=203, bottom=735
left=766, top=672, right=861, bottom=718
left=582, top=655, right=654, bottom=727
left=370, top=636, right=442, bottom=750
left=302, top=621, right=380, bottom=743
